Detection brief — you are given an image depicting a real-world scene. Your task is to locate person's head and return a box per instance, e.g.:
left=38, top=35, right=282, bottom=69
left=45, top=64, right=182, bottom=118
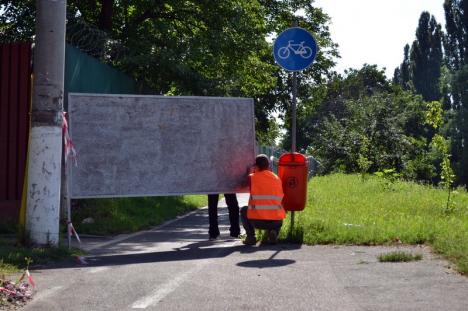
left=255, top=154, right=270, bottom=171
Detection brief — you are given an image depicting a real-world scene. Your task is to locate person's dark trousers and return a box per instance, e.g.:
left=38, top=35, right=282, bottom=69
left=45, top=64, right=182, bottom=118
left=208, top=193, right=240, bottom=238
left=240, top=206, right=282, bottom=239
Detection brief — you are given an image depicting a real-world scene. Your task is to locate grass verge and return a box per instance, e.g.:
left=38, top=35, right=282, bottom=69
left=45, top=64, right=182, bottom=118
left=0, top=239, right=82, bottom=276
left=71, top=195, right=208, bottom=235
left=280, top=173, right=468, bottom=274
left=1, top=195, right=207, bottom=275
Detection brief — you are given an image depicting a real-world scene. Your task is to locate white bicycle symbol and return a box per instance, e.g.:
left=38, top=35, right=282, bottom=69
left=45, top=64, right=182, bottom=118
left=278, top=40, right=313, bottom=59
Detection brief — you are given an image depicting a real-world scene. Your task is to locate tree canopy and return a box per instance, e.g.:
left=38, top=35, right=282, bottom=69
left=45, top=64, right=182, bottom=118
left=0, top=0, right=339, bottom=145
left=3, top=1, right=468, bottom=187
left=394, top=11, right=443, bottom=102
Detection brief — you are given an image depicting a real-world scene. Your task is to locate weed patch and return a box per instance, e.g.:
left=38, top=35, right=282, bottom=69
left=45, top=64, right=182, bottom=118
left=0, top=240, right=82, bottom=275
left=378, top=251, right=423, bottom=262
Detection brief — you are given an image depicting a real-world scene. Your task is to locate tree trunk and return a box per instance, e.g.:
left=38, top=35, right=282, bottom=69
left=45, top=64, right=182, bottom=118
left=98, top=0, right=114, bottom=32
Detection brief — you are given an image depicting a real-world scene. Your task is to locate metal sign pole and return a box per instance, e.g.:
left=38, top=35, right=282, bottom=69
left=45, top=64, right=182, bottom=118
left=292, top=71, right=297, bottom=153
left=66, top=161, right=72, bottom=249
left=273, top=21, right=317, bottom=238
left=291, top=70, right=298, bottom=232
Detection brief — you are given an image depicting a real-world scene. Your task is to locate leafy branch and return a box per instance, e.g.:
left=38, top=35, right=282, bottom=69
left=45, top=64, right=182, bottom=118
left=426, top=101, right=455, bottom=213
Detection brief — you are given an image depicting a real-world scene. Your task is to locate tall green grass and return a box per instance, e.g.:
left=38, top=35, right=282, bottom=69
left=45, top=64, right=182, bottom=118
left=72, top=195, right=207, bottom=235
left=282, top=174, right=468, bottom=274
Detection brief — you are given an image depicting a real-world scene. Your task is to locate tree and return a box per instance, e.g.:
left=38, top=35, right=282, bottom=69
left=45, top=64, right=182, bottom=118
left=393, top=44, right=411, bottom=90
left=410, top=12, right=443, bottom=102
left=444, top=0, right=468, bottom=187
left=450, top=66, right=468, bottom=186
left=444, top=0, right=468, bottom=71
left=293, top=64, right=434, bottom=178
left=290, top=65, right=391, bottom=153
left=392, top=11, right=445, bottom=181
left=0, top=0, right=339, bottom=145
left=308, top=89, right=428, bottom=175
left=394, top=12, right=443, bottom=102
left=0, top=1, right=35, bottom=41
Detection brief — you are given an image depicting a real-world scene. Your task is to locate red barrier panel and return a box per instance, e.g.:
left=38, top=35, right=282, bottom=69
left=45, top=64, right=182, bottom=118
left=278, top=152, right=308, bottom=211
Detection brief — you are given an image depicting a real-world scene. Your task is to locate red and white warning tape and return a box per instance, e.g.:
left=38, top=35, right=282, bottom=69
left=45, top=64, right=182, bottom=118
left=26, top=270, right=35, bottom=289
left=0, top=287, right=17, bottom=295
left=68, top=221, right=81, bottom=244
left=62, top=111, right=77, bottom=166
left=16, top=269, right=36, bottom=289
left=76, top=256, right=88, bottom=265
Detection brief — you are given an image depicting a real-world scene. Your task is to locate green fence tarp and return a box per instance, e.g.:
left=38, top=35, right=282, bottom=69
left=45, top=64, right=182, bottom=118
left=64, top=44, right=139, bottom=108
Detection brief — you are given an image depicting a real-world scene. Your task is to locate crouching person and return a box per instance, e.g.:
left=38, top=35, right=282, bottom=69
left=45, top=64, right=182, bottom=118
left=241, top=154, right=286, bottom=245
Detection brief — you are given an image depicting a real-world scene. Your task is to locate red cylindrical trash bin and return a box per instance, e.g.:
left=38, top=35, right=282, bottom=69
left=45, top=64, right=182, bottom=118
left=278, top=152, right=308, bottom=211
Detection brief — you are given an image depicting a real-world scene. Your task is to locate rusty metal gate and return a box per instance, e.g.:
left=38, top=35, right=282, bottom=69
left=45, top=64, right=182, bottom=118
left=0, top=42, right=32, bottom=224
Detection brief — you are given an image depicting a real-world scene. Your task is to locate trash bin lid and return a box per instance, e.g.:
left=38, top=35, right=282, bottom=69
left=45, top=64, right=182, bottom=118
left=279, top=152, right=307, bottom=164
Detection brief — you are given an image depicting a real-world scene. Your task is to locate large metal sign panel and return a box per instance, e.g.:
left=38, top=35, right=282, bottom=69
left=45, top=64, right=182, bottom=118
left=68, top=94, right=255, bottom=198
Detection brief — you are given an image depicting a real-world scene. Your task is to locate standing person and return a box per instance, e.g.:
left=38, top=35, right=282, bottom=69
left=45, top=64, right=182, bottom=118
left=241, top=154, right=285, bottom=245
left=208, top=193, right=240, bottom=240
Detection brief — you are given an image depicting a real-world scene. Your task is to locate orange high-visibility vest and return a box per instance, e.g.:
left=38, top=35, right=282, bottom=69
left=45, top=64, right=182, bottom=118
left=247, top=170, right=285, bottom=220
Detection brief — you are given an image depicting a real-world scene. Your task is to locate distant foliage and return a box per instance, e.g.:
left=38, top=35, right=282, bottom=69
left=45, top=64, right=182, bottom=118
left=393, top=44, right=411, bottom=90
left=374, top=168, right=402, bottom=190
left=299, top=65, right=432, bottom=178
left=357, top=136, right=372, bottom=181
left=392, top=1, right=468, bottom=188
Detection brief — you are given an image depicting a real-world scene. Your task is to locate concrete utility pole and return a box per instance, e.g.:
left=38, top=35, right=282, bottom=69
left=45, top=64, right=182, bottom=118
left=26, top=0, right=67, bottom=246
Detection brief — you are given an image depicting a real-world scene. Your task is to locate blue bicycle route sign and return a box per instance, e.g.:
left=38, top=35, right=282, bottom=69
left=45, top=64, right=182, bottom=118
left=273, top=27, right=318, bottom=71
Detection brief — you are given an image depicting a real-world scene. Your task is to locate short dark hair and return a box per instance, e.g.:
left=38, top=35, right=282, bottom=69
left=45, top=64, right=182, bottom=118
left=255, top=154, right=270, bottom=170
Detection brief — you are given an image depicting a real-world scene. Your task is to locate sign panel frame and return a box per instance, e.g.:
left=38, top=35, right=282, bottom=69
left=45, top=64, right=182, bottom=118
left=68, top=93, right=256, bottom=199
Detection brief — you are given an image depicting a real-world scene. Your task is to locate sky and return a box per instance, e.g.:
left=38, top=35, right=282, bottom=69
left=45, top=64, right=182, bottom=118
left=313, top=0, right=446, bottom=78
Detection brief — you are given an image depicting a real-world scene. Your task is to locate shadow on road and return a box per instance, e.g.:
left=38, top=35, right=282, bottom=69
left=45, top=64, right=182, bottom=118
left=33, top=207, right=300, bottom=271
left=237, top=259, right=295, bottom=268
left=236, top=248, right=296, bottom=268
left=36, top=239, right=300, bottom=271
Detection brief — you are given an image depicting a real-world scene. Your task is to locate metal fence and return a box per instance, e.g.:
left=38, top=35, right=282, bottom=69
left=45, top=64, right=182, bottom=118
left=258, top=145, right=321, bottom=178
left=258, top=145, right=284, bottom=174
left=0, top=43, right=142, bottom=223
left=0, top=42, right=32, bottom=223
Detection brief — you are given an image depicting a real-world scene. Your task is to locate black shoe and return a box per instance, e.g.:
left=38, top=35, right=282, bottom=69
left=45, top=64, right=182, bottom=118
left=267, top=230, right=278, bottom=244
left=209, top=234, right=219, bottom=241
left=209, top=228, right=220, bottom=240
left=230, top=226, right=240, bottom=237
left=230, top=231, right=240, bottom=238
left=242, top=236, right=256, bottom=246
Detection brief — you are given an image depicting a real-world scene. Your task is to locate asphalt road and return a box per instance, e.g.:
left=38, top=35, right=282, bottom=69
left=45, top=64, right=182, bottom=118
left=23, top=194, right=468, bottom=310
